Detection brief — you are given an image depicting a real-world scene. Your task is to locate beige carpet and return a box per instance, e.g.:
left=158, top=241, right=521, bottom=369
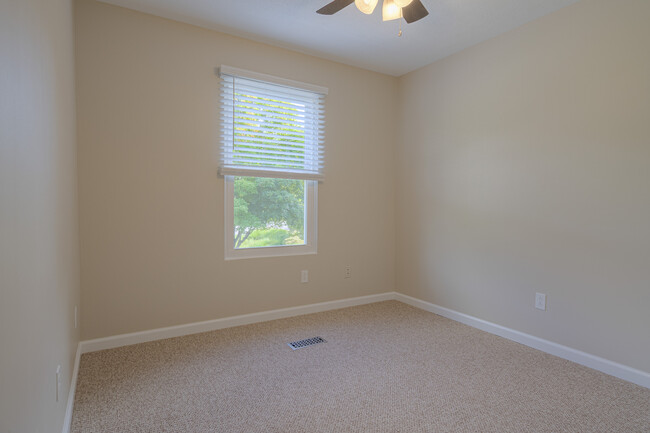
left=71, top=301, right=650, bottom=432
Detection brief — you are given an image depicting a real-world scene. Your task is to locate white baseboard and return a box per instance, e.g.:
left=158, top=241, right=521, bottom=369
left=74, top=291, right=649, bottom=391
left=61, top=342, right=81, bottom=433
left=394, top=293, right=650, bottom=389
left=80, top=292, right=396, bottom=354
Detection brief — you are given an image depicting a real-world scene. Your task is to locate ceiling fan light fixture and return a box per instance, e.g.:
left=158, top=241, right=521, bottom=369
left=394, top=0, right=413, bottom=7
left=355, top=0, right=379, bottom=14
left=382, top=0, right=402, bottom=21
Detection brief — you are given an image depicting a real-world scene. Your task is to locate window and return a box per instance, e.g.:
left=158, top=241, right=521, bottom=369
left=219, top=66, right=327, bottom=260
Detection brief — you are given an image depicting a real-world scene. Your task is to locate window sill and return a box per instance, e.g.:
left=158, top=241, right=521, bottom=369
left=224, top=245, right=317, bottom=261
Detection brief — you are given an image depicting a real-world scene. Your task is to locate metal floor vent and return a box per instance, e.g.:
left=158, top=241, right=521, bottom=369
left=288, top=336, right=326, bottom=350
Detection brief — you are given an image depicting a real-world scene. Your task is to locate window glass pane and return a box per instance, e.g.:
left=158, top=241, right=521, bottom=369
left=232, top=90, right=310, bottom=171
left=233, top=176, right=305, bottom=249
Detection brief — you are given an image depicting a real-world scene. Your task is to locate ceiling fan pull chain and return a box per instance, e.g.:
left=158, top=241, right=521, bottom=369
left=398, top=17, right=403, bottom=37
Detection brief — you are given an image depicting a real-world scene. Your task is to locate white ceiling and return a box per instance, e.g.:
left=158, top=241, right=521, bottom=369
left=97, top=0, right=581, bottom=76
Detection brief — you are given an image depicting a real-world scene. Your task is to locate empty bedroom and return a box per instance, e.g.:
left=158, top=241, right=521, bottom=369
left=1, top=0, right=649, bottom=432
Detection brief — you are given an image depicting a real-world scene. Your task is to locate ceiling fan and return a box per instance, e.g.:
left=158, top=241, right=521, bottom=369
left=317, top=0, right=429, bottom=24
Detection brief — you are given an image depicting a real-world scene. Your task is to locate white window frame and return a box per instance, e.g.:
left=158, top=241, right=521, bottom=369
left=219, top=66, right=326, bottom=260
left=224, top=176, right=318, bottom=260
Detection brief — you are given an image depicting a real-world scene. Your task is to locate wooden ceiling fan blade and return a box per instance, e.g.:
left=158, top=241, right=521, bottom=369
left=317, top=0, right=355, bottom=15
left=402, top=0, right=428, bottom=23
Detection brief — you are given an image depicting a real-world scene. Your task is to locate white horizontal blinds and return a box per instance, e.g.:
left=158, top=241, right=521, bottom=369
left=220, top=67, right=326, bottom=181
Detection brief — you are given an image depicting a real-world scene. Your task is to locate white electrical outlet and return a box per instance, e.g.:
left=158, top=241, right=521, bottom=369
left=535, top=293, right=546, bottom=311
left=301, top=270, right=308, bottom=283
left=344, top=265, right=351, bottom=279
left=56, top=365, right=61, bottom=402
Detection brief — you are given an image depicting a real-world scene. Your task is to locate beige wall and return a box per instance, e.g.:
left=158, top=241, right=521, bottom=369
left=0, top=0, right=80, bottom=431
left=1, top=0, right=647, bottom=428
left=397, top=0, right=650, bottom=372
left=75, top=0, right=397, bottom=340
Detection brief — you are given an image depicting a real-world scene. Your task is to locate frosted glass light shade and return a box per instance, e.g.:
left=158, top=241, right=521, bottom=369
left=394, top=0, right=413, bottom=7
left=382, top=0, right=402, bottom=21
left=355, top=0, right=379, bottom=14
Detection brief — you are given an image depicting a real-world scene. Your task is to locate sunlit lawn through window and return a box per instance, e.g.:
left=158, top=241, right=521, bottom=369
left=233, top=176, right=305, bottom=249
